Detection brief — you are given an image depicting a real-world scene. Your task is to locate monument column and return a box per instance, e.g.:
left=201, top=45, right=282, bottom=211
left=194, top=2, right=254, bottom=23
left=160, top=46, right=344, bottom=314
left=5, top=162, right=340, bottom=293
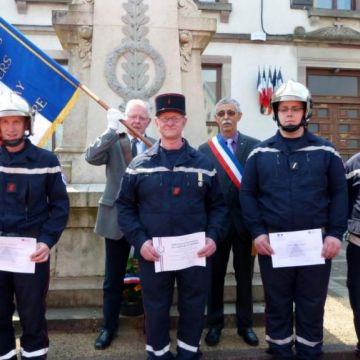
left=52, top=0, right=94, bottom=184
left=178, top=0, right=216, bottom=144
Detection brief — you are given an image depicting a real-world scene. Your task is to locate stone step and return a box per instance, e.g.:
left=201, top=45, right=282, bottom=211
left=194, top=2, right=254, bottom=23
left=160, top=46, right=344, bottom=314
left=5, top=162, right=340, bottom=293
left=30, top=302, right=266, bottom=333
left=47, top=273, right=264, bottom=307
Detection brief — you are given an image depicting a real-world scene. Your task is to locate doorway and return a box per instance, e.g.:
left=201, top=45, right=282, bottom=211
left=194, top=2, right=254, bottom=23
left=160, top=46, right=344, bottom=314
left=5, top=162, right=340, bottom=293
left=307, top=68, right=360, bottom=161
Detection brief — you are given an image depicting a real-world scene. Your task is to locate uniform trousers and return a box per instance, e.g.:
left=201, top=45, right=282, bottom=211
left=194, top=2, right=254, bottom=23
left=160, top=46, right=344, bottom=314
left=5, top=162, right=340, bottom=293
left=0, top=261, right=50, bottom=360
left=207, top=225, right=254, bottom=331
left=347, top=241, right=360, bottom=350
left=140, top=260, right=210, bottom=360
left=102, top=237, right=131, bottom=332
left=259, top=255, right=331, bottom=360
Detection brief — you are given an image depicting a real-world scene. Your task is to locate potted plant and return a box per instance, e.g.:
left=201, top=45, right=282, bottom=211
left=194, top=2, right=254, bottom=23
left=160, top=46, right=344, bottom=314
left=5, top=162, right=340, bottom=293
left=121, top=256, right=143, bottom=316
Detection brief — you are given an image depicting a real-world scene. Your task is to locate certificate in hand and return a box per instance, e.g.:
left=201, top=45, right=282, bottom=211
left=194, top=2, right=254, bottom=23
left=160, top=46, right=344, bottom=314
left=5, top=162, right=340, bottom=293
left=153, top=232, right=206, bottom=272
left=269, top=228, right=325, bottom=268
left=0, top=236, right=37, bottom=274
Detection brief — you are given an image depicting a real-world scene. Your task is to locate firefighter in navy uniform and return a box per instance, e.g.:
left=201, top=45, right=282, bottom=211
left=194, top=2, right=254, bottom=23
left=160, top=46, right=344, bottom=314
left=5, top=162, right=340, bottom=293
left=240, top=80, right=348, bottom=360
left=117, top=93, right=226, bottom=360
left=0, top=91, right=69, bottom=360
left=345, top=152, right=360, bottom=358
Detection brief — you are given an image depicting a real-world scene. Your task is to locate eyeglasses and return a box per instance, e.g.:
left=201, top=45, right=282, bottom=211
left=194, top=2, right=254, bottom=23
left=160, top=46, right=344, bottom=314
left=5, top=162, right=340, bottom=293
left=157, top=116, right=184, bottom=124
left=127, top=114, right=149, bottom=122
left=278, top=107, right=304, bottom=114
left=216, top=110, right=237, bottom=118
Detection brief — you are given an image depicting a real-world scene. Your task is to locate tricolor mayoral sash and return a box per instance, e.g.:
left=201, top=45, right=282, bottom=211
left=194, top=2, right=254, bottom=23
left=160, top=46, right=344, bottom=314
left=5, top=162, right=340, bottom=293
left=208, top=134, right=244, bottom=189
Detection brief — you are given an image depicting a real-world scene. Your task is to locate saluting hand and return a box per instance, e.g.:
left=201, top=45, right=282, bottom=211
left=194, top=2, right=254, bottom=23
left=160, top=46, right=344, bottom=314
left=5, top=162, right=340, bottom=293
left=30, top=242, right=50, bottom=263
left=197, top=237, right=216, bottom=257
left=254, top=234, right=274, bottom=256
left=322, top=235, right=341, bottom=259
left=140, top=240, right=160, bottom=262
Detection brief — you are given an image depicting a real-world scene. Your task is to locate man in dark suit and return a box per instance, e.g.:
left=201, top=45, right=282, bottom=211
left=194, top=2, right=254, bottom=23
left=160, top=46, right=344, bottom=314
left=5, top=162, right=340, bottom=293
left=85, top=99, right=155, bottom=350
left=199, top=97, right=259, bottom=347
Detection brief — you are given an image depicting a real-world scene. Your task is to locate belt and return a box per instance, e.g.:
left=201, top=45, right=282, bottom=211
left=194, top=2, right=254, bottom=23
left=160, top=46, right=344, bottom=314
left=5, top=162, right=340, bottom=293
left=349, top=232, right=360, bottom=247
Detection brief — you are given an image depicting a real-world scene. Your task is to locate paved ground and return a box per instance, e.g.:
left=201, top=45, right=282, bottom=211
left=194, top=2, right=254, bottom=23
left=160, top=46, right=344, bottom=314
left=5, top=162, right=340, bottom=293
left=15, top=241, right=359, bottom=359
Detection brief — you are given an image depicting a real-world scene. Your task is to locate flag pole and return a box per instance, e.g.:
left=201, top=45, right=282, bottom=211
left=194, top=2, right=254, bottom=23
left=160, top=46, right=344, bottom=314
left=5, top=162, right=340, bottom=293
left=79, top=83, right=153, bottom=148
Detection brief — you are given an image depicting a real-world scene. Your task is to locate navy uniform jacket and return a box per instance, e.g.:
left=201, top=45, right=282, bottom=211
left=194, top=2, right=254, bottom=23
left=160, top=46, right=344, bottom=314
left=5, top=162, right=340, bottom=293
left=0, top=139, right=69, bottom=248
left=116, top=139, right=227, bottom=254
left=346, top=152, right=360, bottom=235
left=240, top=130, right=348, bottom=241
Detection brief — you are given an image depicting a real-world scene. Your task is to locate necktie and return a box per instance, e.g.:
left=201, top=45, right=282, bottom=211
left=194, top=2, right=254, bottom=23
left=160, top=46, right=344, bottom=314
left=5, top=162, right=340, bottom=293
left=226, top=139, right=234, bottom=154
left=131, top=138, right=138, bottom=157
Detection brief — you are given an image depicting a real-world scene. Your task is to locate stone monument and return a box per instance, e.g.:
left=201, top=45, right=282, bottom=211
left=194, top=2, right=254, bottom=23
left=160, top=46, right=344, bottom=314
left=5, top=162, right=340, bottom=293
left=48, top=0, right=216, bottom=306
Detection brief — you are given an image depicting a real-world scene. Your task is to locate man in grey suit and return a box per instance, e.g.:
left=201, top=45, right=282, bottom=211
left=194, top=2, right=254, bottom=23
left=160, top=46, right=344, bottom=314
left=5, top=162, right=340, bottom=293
left=199, top=97, right=259, bottom=347
left=85, top=99, right=155, bottom=350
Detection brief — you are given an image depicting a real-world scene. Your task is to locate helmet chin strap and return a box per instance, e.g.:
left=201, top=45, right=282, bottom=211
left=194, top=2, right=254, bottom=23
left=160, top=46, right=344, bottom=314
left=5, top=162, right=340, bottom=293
left=3, top=138, right=25, bottom=147
left=2, top=133, right=29, bottom=147
left=277, top=118, right=307, bottom=133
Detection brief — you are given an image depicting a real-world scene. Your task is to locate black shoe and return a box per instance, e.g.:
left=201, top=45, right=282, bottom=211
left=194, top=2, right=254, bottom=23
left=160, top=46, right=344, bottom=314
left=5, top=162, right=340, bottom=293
left=238, top=327, right=259, bottom=346
left=94, top=329, right=114, bottom=350
left=205, top=327, right=222, bottom=346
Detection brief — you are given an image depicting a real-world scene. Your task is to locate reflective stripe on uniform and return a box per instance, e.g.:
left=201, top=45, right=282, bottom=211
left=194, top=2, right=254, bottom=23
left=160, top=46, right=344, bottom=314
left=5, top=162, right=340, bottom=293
left=0, top=349, right=16, bottom=360
left=173, top=166, right=216, bottom=177
left=20, top=347, right=48, bottom=358
left=248, top=147, right=279, bottom=160
left=265, top=334, right=294, bottom=345
left=145, top=343, right=171, bottom=356
left=295, top=335, right=322, bottom=347
left=248, top=144, right=341, bottom=161
left=177, top=339, right=198, bottom=353
left=297, top=145, right=341, bottom=159
left=0, top=166, right=61, bottom=175
left=346, top=168, right=360, bottom=180
left=126, top=166, right=216, bottom=177
left=349, top=233, right=360, bottom=247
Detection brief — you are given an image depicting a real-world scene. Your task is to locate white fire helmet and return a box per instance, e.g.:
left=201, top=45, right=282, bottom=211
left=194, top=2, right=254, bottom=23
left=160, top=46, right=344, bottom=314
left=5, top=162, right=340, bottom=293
left=271, top=80, right=312, bottom=122
left=0, top=90, right=34, bottom=135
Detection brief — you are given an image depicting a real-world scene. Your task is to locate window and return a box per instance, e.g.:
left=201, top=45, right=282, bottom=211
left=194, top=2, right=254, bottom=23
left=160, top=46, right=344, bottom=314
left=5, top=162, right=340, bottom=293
left=314, top=0, right=354, bottom=9
left=291, top=0, right=359, bottom=12
left=202, top=65, right=221, bottom=136
left=194, top=0, right=232, bottom=23
left=201, top=56, right=231, bottom=137
left=308, top=75, right=358, bottom=96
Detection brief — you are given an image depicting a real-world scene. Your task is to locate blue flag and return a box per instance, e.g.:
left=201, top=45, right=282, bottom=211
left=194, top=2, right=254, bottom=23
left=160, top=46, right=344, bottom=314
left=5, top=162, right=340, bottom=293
left=0, top=17, right=80, bottom=147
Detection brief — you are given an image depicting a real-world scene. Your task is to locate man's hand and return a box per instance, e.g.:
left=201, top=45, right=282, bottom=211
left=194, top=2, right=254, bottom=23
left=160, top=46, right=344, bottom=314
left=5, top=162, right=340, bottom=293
left=322, top=236, right=341, bottom=259
left=30, top=242, right=50, bottom=263
left=140, top=240, right=160, bottom=262
left=254, top=234, right=274, bottom=256
left=107, top=108, right=125, bottom=133
left=197, top=237, right=216, bottom=257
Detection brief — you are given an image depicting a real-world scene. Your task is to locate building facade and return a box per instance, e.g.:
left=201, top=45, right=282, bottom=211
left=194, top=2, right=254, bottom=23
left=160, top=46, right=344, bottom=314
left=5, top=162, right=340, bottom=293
left=2, top=0, right=359, bottom=300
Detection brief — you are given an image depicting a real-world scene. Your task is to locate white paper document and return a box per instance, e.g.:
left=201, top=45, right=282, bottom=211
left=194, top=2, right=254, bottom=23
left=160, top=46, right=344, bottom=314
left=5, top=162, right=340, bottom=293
left=0, top=236, right=37, bottom=273
left=153, top=232, right=206, bottom=272
left=269, top=229, right=325, bottom=268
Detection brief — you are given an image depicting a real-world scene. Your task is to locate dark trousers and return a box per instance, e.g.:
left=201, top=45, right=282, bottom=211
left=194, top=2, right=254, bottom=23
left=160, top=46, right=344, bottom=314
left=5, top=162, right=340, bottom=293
left=102, top=237, right=131, bottom=332
left=141, top=260, right=209, bottom=360
left=347, top=241, right=360, bottom=349
left=259, top=255, right=331, bottom=360
left=0, top=261, right=50, bottom=360
left=207, top=225, right=254, bottom=330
